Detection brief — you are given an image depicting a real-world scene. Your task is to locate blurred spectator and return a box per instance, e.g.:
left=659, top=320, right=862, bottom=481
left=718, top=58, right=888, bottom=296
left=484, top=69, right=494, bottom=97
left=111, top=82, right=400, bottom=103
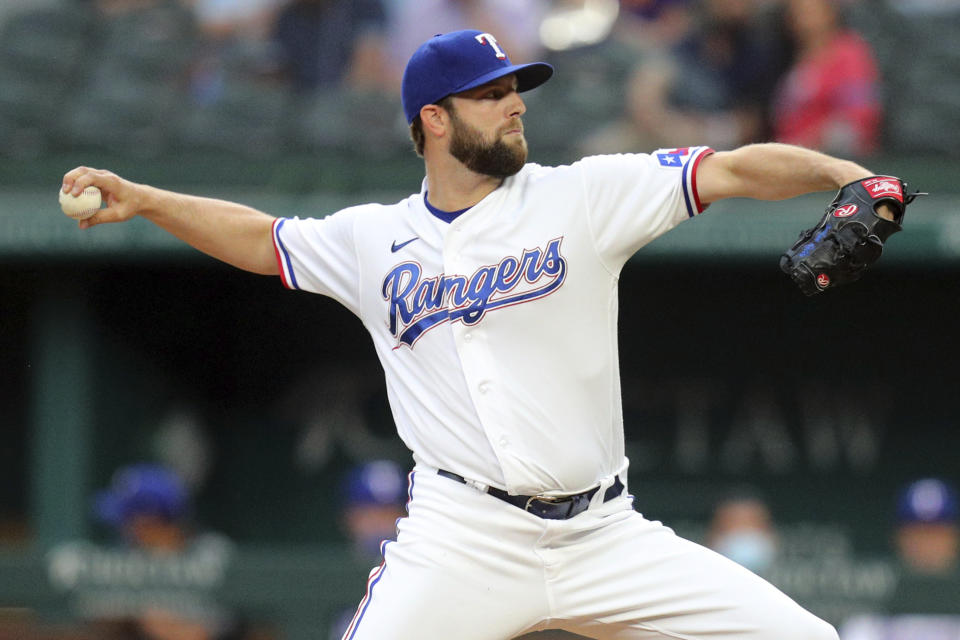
left=583, top=0, right=786, bottom=153
left=612, top=0, right=696, bottom=54
left=706, top=491, right=779, bottom=574
left=337, top=459, right=408, bottom=560
left=179, top=0, right=285, bottom=105
left=271, top=0, right=389, bottom=93
left=893, top=477, right=958, bottom=576
left=837, top=478, right=960, bottom=639
left=771, top=0, right=882, bottom=157
left=93, top=463, right=193, bottom=552
left=386, top=0, right=549, bottom=89
left=48, top=463, right=245, bottom=640
left=885, top=477, right=960, bottom=615
left=94, top=463, right=242, bottom=640
left=327, top=460, right=408, bottom=639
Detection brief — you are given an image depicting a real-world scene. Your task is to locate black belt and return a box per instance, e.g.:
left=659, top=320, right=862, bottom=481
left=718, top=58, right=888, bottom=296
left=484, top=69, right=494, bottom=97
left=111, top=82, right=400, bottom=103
left=437, top=469, right=625, bottom=520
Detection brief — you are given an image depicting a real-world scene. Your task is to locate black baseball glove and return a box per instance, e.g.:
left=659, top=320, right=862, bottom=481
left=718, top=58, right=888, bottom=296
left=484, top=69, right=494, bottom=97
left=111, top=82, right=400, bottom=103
left=780, top=176, right=923, bottom=296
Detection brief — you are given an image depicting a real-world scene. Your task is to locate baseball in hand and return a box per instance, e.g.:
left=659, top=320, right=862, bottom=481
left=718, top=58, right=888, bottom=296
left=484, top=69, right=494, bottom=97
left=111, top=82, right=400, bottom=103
left=59, top=185, right=101, bottom=220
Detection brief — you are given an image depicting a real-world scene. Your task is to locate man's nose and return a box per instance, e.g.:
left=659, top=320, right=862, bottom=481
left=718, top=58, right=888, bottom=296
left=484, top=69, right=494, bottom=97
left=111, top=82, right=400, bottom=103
left=508, top=91, right=526, bottom=118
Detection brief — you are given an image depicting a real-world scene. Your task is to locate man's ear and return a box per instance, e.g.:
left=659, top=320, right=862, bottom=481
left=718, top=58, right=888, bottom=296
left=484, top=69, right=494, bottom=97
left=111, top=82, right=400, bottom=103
left=420, top=104, right=448, bottom=139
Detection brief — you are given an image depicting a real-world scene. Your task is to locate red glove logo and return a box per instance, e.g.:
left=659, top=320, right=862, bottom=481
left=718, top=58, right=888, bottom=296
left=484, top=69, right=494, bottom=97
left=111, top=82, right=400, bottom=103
left=834, top=204, right=859, bottom=217
left=862, top=178, right=903, bottom=203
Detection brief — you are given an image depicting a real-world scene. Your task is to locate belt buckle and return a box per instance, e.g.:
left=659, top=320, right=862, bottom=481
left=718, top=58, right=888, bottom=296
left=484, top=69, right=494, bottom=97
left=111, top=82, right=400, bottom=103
left=525, top=494, right=569, bottom=512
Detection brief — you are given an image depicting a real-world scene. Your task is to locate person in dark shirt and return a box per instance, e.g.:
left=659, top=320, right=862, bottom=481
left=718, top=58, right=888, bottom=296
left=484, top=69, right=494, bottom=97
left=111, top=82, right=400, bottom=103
left=272, top=0, right=388, bottom=92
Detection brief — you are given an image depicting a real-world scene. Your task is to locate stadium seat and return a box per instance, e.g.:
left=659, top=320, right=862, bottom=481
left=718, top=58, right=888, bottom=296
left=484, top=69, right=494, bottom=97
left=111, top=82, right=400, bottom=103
left=285, top=88, right=409, bottom=159
left=0, top=5, right=97, bottom=157
left=174, top=75, right=289, bottom=158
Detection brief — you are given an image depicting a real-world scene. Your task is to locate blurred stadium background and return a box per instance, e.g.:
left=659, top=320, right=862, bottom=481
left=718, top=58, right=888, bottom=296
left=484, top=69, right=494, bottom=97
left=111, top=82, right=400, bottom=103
left=1, top=0, right=959, bottom=638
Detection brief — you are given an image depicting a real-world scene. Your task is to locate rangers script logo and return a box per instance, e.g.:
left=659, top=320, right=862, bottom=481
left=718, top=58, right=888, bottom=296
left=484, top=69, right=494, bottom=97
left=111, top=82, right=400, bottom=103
left=382, top=238, right=567, bottom=348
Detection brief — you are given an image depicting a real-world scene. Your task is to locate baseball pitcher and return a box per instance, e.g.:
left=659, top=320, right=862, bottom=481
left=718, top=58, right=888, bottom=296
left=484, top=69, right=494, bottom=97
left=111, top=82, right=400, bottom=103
left=62, top=29, right=919, bottom=640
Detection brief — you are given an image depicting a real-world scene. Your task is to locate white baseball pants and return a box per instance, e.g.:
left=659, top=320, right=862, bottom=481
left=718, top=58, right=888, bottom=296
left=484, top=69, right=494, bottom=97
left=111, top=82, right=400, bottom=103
left=341, top=467, right=839, bottom=640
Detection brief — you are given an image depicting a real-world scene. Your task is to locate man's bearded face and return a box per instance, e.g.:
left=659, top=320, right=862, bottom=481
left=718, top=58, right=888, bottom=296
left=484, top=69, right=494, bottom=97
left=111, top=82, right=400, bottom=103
left=447, top=107, right=527, bottom=178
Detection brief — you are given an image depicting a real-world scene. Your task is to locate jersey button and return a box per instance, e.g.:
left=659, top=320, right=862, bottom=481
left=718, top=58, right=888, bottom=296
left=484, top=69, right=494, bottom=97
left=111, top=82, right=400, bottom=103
left=463, top=333, right=472, bottom=343
left=478, top=382, right=490, bottom=394
left=498, top=436, right=509, bottom=448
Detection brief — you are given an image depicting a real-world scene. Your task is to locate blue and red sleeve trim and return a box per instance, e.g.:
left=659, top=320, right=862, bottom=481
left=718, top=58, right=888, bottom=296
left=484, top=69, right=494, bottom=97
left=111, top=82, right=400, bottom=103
left=272, top=217, right=300, bottom=290
left=680, top=147, right=714, bottom=218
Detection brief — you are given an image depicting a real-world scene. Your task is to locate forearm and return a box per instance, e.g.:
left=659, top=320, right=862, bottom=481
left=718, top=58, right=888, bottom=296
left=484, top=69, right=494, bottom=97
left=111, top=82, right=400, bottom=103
left=139, top=186, right=278, bottom=275
left=62, top=166, right=280, bottom=275
left=698, top=143, right=873, bottom=203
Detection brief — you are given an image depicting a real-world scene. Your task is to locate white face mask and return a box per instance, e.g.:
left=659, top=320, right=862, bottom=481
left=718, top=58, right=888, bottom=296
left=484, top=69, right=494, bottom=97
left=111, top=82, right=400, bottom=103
left=713, top=531, right=777, bottom=573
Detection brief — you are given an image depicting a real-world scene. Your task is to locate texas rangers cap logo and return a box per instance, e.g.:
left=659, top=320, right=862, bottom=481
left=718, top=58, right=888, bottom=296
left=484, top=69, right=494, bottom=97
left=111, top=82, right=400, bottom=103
left=833, top=204, right=858, bottom=218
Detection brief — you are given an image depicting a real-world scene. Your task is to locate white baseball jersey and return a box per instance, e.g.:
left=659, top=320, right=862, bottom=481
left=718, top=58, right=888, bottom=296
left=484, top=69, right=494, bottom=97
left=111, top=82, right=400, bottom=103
left=270, top=147, right=839, bottom=640
left=272, top=146, right=713, bottom=496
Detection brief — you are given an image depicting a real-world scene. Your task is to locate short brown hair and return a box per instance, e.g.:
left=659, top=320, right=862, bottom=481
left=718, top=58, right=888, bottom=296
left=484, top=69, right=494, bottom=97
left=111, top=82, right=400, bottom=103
left=409, top=96, right=454, bottom=157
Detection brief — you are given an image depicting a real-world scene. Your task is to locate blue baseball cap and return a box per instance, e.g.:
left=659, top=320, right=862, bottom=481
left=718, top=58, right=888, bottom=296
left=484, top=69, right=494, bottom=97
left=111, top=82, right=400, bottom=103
left=896, top=478, right=958, bottom=524
left=401, top=29, right=554, bottom=124
left=341, top=460, right=407, bottom=508
left=94, top=463, right=188, bottom=527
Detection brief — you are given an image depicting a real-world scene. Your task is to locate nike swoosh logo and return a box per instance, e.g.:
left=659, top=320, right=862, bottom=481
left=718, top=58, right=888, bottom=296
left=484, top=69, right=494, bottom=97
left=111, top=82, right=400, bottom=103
left=391, top=237, right=420, bottom=253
